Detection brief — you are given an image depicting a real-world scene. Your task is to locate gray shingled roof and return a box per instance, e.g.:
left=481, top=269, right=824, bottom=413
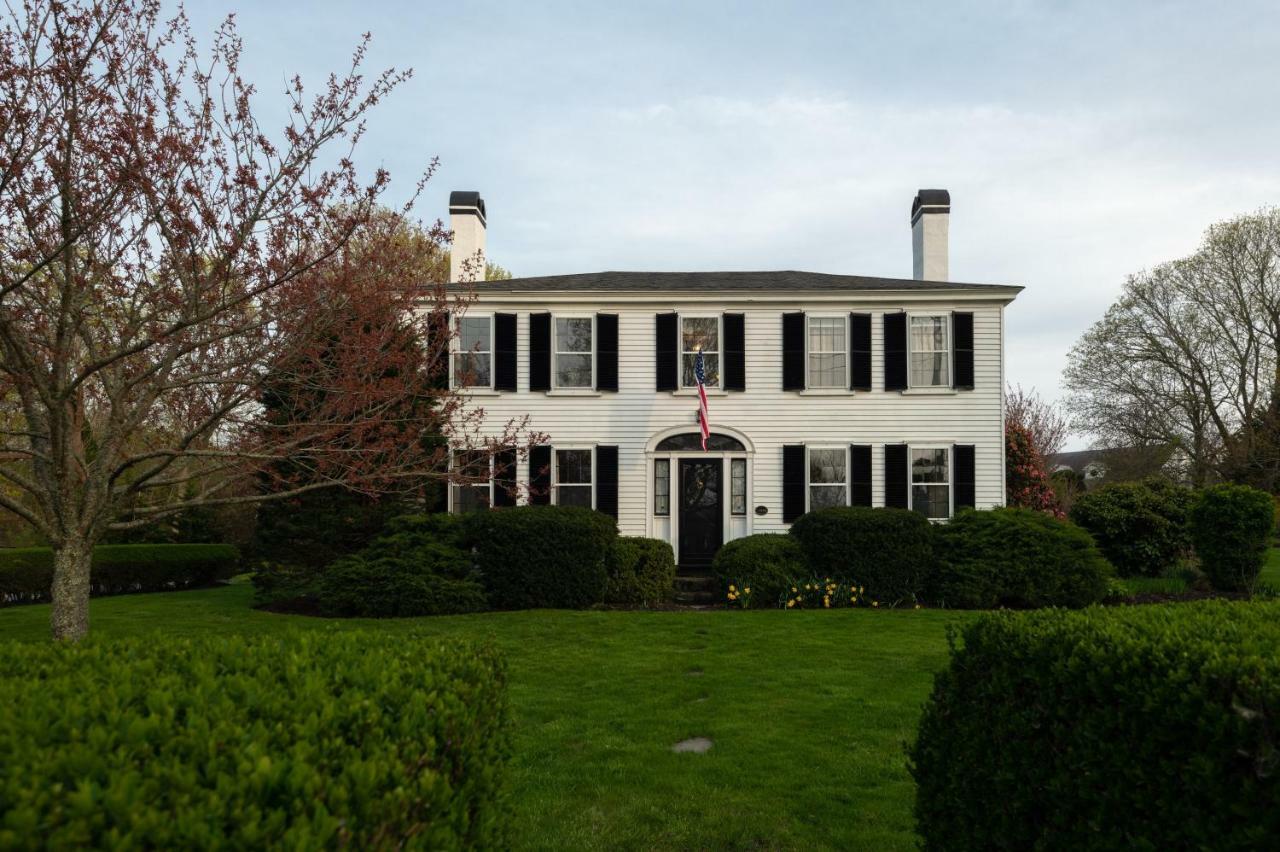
left=454, top=270, right=1021, bottom=294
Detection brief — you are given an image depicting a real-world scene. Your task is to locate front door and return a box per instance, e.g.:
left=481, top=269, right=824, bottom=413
left=678, top=458, right=723, bottom=569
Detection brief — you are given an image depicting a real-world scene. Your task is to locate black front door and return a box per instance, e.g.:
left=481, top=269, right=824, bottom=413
left=679, top=459, right=723, bottom=569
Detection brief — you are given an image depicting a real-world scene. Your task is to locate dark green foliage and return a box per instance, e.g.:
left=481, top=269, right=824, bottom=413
left=788, top=507, right=934, bottom=604
left=1068, top=478, right=1193, bottom=576
left=465, top=506, right=616, bottom=609
left=606, top=536, right=676, bottom=606
left=930, top=508, right=1110, bottom=608
left=1190, top=484, right=1275, bottom=592
left=711, top=534, right=810, bottom=606
left=0, top=544, right=238, bottom=607
left=253, top=513, right=486, bottom=617
left=252, top=488, right=413, bottom=569
left=0, top=632, right=511, bottom=848
left=910, top=602, right=1280, bottom=851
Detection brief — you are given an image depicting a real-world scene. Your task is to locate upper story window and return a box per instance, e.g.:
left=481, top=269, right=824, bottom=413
left=808, top=316, right=847, bottom=388
left=681, top=316, right=720, bottom=388
left=909, top=315, right=950, bottom=387
left=554, top=448, right=594, bottom=508
left=555, top=316, right=593, bottom=388
left=911, top=447, right=951, bottom=519
left=808, top=447, right=847, bottom=510
left=454, top=315, right=493, bottom=388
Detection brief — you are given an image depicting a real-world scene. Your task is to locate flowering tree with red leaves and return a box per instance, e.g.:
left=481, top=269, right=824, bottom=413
left=0, top=1, right=531, bottom=640
left=1005, top=421, right=1063, bottom=517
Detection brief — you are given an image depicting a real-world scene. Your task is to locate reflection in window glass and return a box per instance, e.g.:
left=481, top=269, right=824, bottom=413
left=681, top=316, right=720, bottom=387
left=911, top=447, right=950, bottom=519
left=731, top=458, right=746, bottom=515
left=555, top=317, right=593, bottom=388
left=808, top=448, right=847, bottom=510
left=909, top=315, right=949, bottom=387
left=455, top=316, right=492, bottom=387
left=556, top=449, right=593, bottom=508
left=808, top=317, right=847, bottom=388
left=654, top=459, right=670, bottom=516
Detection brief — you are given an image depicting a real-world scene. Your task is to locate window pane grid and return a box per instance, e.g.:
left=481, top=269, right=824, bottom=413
left=731, top=458, right=746, bottom=515
left=808, top=317, right=846, bottom=388
left=654, top=459, right=670, bottom=516
left=451, top=450, right=490, bottom=513
left=910, top=448, right=950, bottom=519
left=556, top=449, right=593, bottom=508
left=555, top=317, right=593, bottom=388
left=455, top=316, right=492, bottom=388
left=909, top=315, right=949, bottom=387
left=681, top=317, right=720, bottom=387
left=808, top=448, right=847, bottom=510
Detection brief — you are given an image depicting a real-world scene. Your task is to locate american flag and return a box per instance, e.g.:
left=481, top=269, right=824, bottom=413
left=695, top=349, right=710, bottom=451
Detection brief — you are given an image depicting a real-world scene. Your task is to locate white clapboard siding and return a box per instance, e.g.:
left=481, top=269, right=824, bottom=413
left=442, top=293, right=1010, bottom=539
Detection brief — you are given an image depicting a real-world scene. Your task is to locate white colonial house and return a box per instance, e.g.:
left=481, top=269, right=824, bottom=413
left=443, top=189, right=1020, bottom=570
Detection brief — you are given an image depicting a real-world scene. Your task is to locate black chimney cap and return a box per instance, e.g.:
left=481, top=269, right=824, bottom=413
left=910, top=189, right=950, bottom=224
left=449, top=190, right=486, bottom=225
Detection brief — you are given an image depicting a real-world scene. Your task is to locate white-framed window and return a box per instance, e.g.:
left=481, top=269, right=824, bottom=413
left=451, top=449, right=492, bottom=513
left=910, top=446, right=951, bottom=519
left=730, top=458, right=747, bottom=515
left=654, top=458, right=670, bottom=516
left=807, top=447, right=847, bottom=510
left=807, top=315, right=848, bottom=388
left=909, top=313, right=950, bottom=388
left=554, top=448, right=594, bottom=508
left=554, top=315, right=594, bottom=389
left=681, top=315, right=721, bottom=388
left=454, top=314, right=494, bottom=389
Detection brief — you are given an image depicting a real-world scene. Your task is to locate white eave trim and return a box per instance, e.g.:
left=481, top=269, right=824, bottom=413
left=435, top=287, right=1022, bottom=307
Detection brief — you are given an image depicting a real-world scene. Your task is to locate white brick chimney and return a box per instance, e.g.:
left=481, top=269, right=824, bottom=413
left=449, top=191, right=487, bottom=283
left=911, top=189, right=950, bottom=281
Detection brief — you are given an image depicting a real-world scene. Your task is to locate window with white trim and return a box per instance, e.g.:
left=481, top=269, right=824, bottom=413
left=731, top=458, right=747, bottom=515
left=454, top=315, right=493, bottom=388
left=807, top=316, right=847, bottom=388
left=451, top=449, right=491, bottom=513
left=554, top=448, right=593, bottom=508
left=911, top=447, right=951, bottom=519
left=909, top=314, right=949, bottom=387
left=681, top=315, right=720, bottom=388
left=808, top=447, right=847, bottom=510
left=654, top=458, right=670, bottom=516
left=554, top=316, right=593, bottom=388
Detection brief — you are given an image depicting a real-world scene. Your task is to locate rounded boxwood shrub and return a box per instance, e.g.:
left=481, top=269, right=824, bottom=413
left=788, top=507, right=934, bottom=605
left=711, top=534, right=809, bottom=606
left=1190, top=483, right=1275, bottom=592
left=1068, top=478, right=1193, bottom=577
left=606, top=536, right=676, bottom=606
left=465, top=506, right=616, bottom=609
left=930, top=508, right=1111, bottom=609
left=910, top=601, right=1280, bottom=850
left=0, top=632, right=511, bottom=848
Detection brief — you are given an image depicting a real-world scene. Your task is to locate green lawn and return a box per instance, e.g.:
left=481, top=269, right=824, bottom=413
left=0, top=585, right=965, bottom=851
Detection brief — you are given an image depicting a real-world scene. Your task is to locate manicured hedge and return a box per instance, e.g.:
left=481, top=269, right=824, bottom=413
left=465, top=506, right=616, bottom=609
left=711, top=534, right=810, bottom=606
left=606, top=536, right=676, bottom=607
left=789, top=507, right=934, bottom=605
left=910, top=601, right=1280, bottom=850
left=929, top=508, right=1111, bottom=608
left=0, top=632, right=511, bottom=848
left=1190, top=484, right=1275, bottom=592
left=0, top=544, right=238, bottom=607
left=1068, top=478, right=1193, bottom=577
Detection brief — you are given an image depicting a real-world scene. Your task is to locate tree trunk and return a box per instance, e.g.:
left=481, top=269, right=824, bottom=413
left=50, top=539, right=92, bottom=642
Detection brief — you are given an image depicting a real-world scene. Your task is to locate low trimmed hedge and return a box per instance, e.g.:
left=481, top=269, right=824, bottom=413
left=1068, top=479, right=1193, bottom=577
left=711, top=534, right=809, bottom=606
left=606, top=536, right=676, bottom=607
left=910, top=601, right=1280, bottom=850
left=0, top=632, right=511, bottom=848
left=1190, top=484, right=1275, bottom=592
left=0, top=544, right=238, bottom=607
left=789, top=507, right=934, bottom=605
left=929, top=508, right=1111, bottom=608
left=465, top=506, right=616, bottom=609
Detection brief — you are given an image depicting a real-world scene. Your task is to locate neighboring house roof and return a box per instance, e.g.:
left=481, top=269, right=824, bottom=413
left=1049, top=449, right=1113, bottom=473
left=451, top=270, right=1023, bottom=295
left=1049, top=446, right=1180, bottom=482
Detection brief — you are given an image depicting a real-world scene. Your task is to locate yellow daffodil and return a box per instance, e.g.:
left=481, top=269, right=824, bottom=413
left=786, top=599, right=795, bottom=608
left=791, top=586, right=797, bottom=593
left=872, top=601, right=879, bottom=608
left=729, top=584, right=737, bottom=592
left=744, top=587, right=751, bottom=594
left=914, top=603, right=922, bottom=610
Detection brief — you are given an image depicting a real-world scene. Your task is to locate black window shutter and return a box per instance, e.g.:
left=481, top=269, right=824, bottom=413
left=850, top=444, right=872, bottom=507
left=655, top=313, right=678, bottom=391
left=884, top=313, right=908, bottom=391
left=596, top=445, right=619, bottom=518
left=528, top=445, right=551, bottom=505
left=783, top=444, right=806, bottom=522
left=493, top=449, right=517, bottom=507
left=724, top=313, right=746, bottom=392
left=782, top=312, right=806, bottom=391
left=953, top=312, right=975, bottom=390
left=494, top=313, right=517, bottom=392
left=954, top=444, right=976, bottom=511
left=596, top=314, right=619, bottom=392
left=850, top=313, right=872, bottom=392
left=884, top=444, right=908, bottom=509
left=529, top=313, right=551, bottom=392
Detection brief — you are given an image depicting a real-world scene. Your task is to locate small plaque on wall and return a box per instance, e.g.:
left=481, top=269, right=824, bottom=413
left=754, top=505, right=768, bottom=516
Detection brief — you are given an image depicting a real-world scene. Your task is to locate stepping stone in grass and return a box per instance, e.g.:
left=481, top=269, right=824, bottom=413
left=672, top=737, right=713, bottom=753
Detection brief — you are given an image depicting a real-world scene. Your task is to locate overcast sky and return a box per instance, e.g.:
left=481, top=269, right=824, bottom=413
left=187, top=1, right=1280, bottom=448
